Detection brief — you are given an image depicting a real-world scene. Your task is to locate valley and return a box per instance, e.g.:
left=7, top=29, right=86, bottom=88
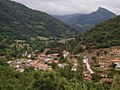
left=0, top=0, right=120, bottom=90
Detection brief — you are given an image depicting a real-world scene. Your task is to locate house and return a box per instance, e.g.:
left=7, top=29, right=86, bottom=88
left=47, top=54, right=60, bottom=58
left=63, top=50, right=70, bottom=58
left=58, top=63, right=67, bottom=68
left=71, top=66, right=77, bottom=71
left=7, top=57, right=53, bottom=72
left=47, top=60, right=58, bottom=64
left=100, top=78, right=113, bottom=84
left=110, top=49, right=120, bottom=56
left=71, top=58, right=78, bottom=71
left=28, top=54, right=32, bottom=58
left=7, top=61, right=14, bottom=64
left=44, top=54, right=60, bottom=61
left=99, top=60, right=112, bottom=68
left=11, top=62, right=24, bottom=69
left=34, top=64, right=50, bottom=70
left=26, top=61, right=36, bottom=67
left=111, top=58, right=120, bottom=68
left=37, top=54, right=46, bottom=60
left=84, top=73, right=92, bottom=81
left=37, top=54, right=46, bottom=63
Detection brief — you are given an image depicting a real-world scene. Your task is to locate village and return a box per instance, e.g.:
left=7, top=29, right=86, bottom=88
left=7, top=47, right=120, bottom=84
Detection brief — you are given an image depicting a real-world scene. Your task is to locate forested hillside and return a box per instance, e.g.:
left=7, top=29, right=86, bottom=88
left=67, top=15, right=120, bottom=53
left=0, top=0, right=78, bottom=40
left=0, top=0, right=79, bottom=56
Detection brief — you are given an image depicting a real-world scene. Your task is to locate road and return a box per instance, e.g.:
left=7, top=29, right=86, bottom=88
left=83, top=58, right=94, bottom=74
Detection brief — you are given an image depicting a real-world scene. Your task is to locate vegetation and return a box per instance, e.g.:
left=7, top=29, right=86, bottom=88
left=55, top=7, right=116, bottom=32
left=67, top=15, right=120, bottom=53
left=46, top=42, right=66, bottom=54
left=0, top=0, right=78, bottom=39
left=0, top=0, right=120, bottom=90
left=0, top=0, right=69, bottom=58
left=0, top=56, right=110, bottom=90
left=0, top=0, right=79, bottom=56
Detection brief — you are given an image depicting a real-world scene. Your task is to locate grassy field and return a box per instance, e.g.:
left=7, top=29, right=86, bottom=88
left=37, top=36, right=49, bottom=41
left=58, top=38, right=75, bottom=44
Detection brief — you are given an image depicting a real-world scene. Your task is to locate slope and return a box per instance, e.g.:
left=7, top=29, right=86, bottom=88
left=54, top=7, right=116, bottom=32
left=67, top=15, right=120, bottom=53
left=0, top=0, right=78, bottom=40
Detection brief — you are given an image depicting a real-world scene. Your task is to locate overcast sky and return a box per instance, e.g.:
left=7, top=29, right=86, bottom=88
left=12, top=0, right=120, bottom=15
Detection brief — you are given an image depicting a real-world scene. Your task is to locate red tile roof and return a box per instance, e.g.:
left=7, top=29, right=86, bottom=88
left=111, top=58, right=120, bottom=62
left=101, top=78, right=113, bottom=83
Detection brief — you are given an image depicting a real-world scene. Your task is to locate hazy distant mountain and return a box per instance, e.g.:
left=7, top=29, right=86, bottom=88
left=54, top=7, right=116, bottom=32
left=53, top=13, right=83, bottom=22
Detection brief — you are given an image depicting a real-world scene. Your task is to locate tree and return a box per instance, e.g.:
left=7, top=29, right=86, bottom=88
left=111, top=74, right=120, bottom=90
left=91, top=56, right=97, bottom=62
left=77, top=55, right=84, bottom=81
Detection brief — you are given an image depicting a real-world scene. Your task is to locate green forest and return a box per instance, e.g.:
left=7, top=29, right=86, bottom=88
left=0, top=0, right=78, bottom=39
left=0, top=0, right=79, bottom=56
left=67, top=16, right=120, bottom=53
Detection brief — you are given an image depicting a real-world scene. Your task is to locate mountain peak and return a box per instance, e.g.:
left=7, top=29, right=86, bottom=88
left=98, top=7, right=105, bottom=10
left=97, top=7, right=108, bottom=12
left=95, top=7, right=116, bottom=15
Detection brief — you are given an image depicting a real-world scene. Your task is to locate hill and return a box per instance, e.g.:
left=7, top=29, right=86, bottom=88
left=67, top=15, right=120, bottom=53
left=0, top=0, right=78, bottom=40
left=0, top=0, right=80, bottom=56
left=54, top=7, right=116, bottom=32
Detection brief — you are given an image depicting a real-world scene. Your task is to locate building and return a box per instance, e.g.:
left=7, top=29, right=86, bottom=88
left=110, top=49, right=120, bottom=56
left=7, top=58, right=50, bottom=72
left=34, top=64, right=50, bottom=70
left=58, top=63, right=67, bottom=68
left=71, top=66, right=77, bottom=71
left=99, top=60, right=112, bottom=68
left=46, top=54, right=60, bottom=60
left=47, top=60, right=58, bottom=64
left=84, top=73, right=92, bottom=81
left=111, top=58, right=120, bottom=68
left=100, top=78, right=113, bottom=84
left=63, top=50, right=70, bottom=58
left=37, top=54, right=46, bottom=60
left=71, top=58, right=78, bottom=71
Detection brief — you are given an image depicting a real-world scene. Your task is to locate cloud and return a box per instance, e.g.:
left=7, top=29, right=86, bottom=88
left=12, top=0, right=120, bottom=15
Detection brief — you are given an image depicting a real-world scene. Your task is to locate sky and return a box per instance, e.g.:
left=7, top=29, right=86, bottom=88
left=12, top=0, right=120, bottom=15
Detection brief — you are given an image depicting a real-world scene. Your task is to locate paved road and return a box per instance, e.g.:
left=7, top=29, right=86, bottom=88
left=83, top=58, right=94, bottom=74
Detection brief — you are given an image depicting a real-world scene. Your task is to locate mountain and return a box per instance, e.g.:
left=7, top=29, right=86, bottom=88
left=67, top=15, right=120, bottom=53
left=0, top=0, right=79, bottom=40
left=0, top=0, right=80, bottom=56
left=53, top=13, right=83, bottom=22
left=54, top=7, right=116, bottom=32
